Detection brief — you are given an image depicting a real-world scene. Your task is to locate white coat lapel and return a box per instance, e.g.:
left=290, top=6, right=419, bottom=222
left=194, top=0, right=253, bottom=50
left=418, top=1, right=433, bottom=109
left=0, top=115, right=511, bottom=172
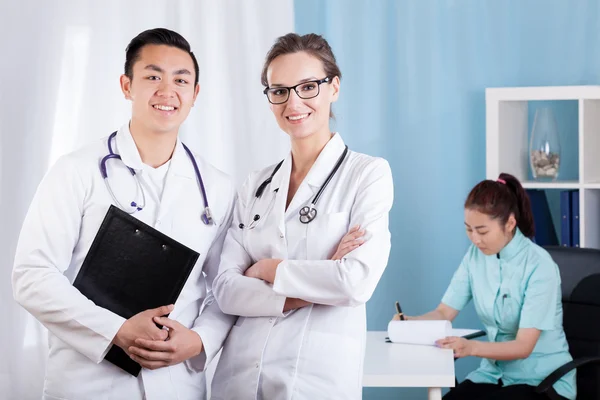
left=156, top=140, right=195, bottom=224
left=285, top=133, right=346, bottom=216
left=115, top=123, right=144, bottom=171
left=263, top=155, right=288, bottom=236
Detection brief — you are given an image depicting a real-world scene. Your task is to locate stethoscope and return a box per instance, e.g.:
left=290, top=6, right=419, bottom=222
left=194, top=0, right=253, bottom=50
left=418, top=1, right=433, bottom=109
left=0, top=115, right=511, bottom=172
left=99, top=131, right=213, bottom=225
left=239, top=145, right=349, bottom=229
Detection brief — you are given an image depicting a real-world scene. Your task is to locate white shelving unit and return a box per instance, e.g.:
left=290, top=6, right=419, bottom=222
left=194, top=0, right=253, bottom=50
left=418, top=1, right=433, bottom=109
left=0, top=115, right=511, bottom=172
left=486, top=85, right=600, bottom=249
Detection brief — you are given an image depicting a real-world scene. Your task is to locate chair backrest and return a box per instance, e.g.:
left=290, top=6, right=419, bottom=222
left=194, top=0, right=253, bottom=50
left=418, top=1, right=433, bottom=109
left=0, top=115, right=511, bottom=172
left=544, top=245, right=600, bottom=400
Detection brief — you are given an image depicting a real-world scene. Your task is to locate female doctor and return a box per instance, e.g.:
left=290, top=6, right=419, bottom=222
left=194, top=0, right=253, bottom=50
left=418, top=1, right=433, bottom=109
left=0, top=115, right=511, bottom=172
left=210, top=33, right=394, bottom=400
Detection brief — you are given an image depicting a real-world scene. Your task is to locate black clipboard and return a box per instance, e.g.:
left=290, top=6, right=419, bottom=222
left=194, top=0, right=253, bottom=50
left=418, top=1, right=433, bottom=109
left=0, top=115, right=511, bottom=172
left=73, top=205, right=200, bottom=376
left=385, top=330, right=487, bottom=343
left=460, top=330, right=487, bottom=340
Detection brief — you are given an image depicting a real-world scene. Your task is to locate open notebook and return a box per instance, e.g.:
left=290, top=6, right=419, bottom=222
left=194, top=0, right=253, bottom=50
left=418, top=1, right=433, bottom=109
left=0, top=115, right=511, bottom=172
left=386, top=320, right=486, bottom=345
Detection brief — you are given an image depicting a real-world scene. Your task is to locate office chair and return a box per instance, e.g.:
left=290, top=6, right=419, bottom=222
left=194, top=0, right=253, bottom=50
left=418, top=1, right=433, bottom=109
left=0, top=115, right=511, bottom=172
left=535, top=246, right=600, bottom=400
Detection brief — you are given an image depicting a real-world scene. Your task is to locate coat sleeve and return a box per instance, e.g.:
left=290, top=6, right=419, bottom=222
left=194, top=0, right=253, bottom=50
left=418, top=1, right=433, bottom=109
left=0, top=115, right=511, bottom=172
left=187, top=179, right=238, bottom=372
left=272, top=158, right=394, bottom=307
left=212, top=174, right=288, bottom=318
left=12, top=155, right=125, bottom=363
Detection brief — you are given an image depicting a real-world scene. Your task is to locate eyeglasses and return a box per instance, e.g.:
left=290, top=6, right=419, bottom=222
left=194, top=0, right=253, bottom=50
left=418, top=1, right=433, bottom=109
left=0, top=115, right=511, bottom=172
left=263, top=77, right=331, bottom=105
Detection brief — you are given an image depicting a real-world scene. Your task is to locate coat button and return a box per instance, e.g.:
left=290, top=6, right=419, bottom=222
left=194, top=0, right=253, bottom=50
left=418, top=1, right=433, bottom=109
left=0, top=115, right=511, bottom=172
left=280, top=234, right=284, bottom=239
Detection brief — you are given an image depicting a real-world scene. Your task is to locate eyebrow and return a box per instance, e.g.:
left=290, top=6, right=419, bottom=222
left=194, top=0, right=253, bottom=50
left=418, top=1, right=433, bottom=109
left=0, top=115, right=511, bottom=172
left=464, top=222, right=488, bottom=229
left=144, top=64, right=192, bottom=75
left=270, top=76, right=318, bottom=87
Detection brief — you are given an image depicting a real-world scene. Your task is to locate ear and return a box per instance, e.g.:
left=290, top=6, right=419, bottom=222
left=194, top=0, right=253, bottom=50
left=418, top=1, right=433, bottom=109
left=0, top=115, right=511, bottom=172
left=120, top=74, right=132, bottom=100
left=506, top=213, right=517, bottom=233
left=330, top=76, right=340, bottom=103
left=192, top=83, right=200, bottom=106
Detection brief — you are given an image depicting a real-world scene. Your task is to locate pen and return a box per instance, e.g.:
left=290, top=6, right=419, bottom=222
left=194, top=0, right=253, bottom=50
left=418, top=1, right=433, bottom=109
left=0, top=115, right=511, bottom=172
left=395, top=301, right=405, bottom=321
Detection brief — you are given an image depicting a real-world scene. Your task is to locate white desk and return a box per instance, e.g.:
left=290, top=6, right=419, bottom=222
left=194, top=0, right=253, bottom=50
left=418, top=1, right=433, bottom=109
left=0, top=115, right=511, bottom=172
left=363, top=331, right=455, bottom=400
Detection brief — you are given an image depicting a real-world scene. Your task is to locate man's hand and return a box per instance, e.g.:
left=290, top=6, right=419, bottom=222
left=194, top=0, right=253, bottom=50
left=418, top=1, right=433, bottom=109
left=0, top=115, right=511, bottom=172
left=113, top=304, right=173, bottom=353
left=128, top=316, right=203, bottom=370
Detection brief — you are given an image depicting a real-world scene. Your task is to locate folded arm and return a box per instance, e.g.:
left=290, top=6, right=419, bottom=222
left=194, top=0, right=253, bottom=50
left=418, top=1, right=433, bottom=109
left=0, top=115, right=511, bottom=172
left=271, top=159, right=394, bottom=307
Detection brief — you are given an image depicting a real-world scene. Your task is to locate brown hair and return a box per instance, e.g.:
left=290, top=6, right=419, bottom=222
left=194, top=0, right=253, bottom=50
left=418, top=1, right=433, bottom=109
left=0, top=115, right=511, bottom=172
left=261, top=33, right=341, bottom=117
left=464, top=172, right=535, bottom=238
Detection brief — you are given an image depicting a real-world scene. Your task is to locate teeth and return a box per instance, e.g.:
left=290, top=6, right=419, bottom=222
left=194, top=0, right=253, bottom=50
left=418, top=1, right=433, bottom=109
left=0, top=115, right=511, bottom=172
left=153, top=105, right=175, bottom=111
left=288, top=114, right=308, bottom=121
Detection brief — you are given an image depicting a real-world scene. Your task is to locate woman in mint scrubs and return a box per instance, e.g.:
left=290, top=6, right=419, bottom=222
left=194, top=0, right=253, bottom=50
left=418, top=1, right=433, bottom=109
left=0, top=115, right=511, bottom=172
left=394, top=173, right=576, bottom=400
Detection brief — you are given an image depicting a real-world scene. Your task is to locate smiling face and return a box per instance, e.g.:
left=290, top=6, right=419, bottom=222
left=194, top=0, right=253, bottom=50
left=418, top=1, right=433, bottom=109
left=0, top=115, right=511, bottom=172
left=120, top=44, right=199, bottom=136
left=464, top=208, right=517, bottom=255
left=265, top=51, right=339, bottom=142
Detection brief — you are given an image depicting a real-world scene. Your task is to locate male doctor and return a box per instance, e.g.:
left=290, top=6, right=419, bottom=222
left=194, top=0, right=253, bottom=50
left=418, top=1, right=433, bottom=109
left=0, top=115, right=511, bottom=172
left=12, top=28, right=236, bottom=400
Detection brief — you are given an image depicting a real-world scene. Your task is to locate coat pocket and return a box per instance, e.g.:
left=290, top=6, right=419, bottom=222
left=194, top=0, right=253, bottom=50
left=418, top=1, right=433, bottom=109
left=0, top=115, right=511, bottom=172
left=306, top=211, right=350, bottom=260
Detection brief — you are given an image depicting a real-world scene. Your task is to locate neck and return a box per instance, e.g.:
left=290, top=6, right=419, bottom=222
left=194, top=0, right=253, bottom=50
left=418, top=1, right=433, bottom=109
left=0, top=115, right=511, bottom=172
left=498, top=230, right=516, bottom=257
left=290, top=130, right=333, bottom=177
left=129, top=118, right=177, bottom=168
left=505, top=229, right=516, bottom=245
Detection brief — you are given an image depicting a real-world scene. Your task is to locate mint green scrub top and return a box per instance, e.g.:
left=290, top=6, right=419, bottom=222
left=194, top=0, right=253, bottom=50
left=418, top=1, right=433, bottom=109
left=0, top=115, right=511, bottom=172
left=442, top=229, right=576, bottom=399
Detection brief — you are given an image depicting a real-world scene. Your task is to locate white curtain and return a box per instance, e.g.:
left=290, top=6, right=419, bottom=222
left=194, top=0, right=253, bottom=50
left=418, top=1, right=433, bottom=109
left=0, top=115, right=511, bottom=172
left=0, top=1, right=294, bottom=398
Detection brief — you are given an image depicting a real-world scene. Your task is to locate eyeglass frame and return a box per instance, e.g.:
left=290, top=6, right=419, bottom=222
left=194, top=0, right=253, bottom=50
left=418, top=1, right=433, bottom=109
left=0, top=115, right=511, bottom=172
left=262, top=77, right=331, bottom=104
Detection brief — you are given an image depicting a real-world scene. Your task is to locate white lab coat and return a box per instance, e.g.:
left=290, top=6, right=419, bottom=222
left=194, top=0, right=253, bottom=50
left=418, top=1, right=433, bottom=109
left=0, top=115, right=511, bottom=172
left=211, top=133, right=394, bottom=400
left=12, top=124, right=237, bottom=400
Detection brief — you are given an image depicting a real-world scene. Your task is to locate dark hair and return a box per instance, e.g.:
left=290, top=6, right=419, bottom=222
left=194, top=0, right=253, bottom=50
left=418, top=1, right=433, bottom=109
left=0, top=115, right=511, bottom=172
left=464, top=172, right=535, bottom=238
left=124, top=28, right=199, bottom=86
left=261, top=33, right=341, bottom=118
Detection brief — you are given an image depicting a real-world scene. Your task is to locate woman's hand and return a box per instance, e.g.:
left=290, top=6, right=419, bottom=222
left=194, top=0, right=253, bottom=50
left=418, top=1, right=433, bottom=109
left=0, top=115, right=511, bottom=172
left=330, top=225, right=366, bottom=260
left=391, top=313, right=409, bottom=321
left=243, top=225, right=365, bottom=309
left=244, top=259, right=282, bottom=284
left=283, top=297, right=311, bottom=311
left=435, top=336, right=476, bottom=358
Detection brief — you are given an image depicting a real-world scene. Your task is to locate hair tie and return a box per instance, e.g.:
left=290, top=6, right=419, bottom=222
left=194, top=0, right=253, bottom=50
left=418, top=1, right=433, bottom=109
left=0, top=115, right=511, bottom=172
left=497, top=179, right=506, bottom=184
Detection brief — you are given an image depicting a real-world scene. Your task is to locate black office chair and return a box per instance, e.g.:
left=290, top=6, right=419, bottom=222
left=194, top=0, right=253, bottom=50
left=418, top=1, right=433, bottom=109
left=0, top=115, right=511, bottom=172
left=535, top=246, right=600, bottom=400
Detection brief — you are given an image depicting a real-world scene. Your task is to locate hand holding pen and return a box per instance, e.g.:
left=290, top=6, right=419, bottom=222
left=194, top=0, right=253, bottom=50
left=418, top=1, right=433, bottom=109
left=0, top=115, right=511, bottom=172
left=392, top=301, right=406, bottom=321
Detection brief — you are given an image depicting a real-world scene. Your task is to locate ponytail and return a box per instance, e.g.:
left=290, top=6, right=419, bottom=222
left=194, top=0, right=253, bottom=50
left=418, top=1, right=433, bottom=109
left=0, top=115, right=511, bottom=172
left=464, top=172, right=535, bottom=238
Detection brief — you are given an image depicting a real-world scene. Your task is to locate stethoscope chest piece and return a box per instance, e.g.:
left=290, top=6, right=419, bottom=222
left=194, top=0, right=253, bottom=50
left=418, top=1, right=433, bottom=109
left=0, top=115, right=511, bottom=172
left=299, top=204, right=317, bottom=224
left=241, top=144, right=349, bottom=228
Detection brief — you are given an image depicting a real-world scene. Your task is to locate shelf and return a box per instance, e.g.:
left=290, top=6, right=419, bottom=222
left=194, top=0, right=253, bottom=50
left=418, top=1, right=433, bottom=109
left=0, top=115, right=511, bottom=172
left=486, top=85, right=600, bottom=249
left=486, top=85, right=600, bottom=101
left=522, top=181, right=580, bottom=189
left=521, top=182, right=600, bottom=190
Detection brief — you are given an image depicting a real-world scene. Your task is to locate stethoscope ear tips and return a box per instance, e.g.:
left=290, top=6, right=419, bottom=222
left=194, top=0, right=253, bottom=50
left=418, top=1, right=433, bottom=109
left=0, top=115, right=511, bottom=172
left=201, top=207, right=213, bottom=225
left=130, top=201, right=143, bottom=212
left=238, top=216, right=258, bottom=230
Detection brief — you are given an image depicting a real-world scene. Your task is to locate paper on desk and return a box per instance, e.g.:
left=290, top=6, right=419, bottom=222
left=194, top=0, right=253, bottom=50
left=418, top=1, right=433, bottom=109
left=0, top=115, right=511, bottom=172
left=387, top=320, right=481, bottom=346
